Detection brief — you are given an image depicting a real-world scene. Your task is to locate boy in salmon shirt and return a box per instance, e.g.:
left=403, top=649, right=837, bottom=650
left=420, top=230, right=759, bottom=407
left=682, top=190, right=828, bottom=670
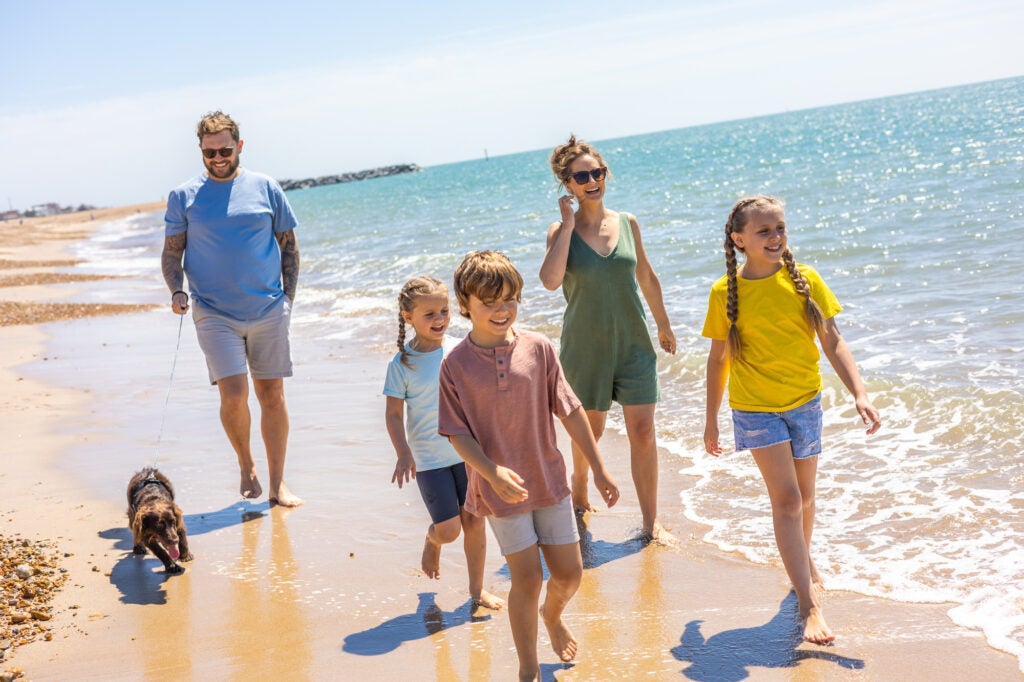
left=437, top=250, right=619, bottom=682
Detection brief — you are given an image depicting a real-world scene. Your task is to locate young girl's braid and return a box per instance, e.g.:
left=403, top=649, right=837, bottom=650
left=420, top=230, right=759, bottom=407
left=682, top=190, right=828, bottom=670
left=781, top=248, right=826, bottom=335
left=723, top=197, right=765, bottom=360
left=396, top=276, right=446, bottom=368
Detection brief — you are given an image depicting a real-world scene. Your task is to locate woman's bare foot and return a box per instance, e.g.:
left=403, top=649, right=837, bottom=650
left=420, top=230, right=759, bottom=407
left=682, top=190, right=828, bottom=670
left=421, top=535, right=441, bottom=579
left=268, top=482, right=303, bottom=508
left=638, top=521, right=677, bottom=547
left=540, top=604, right=578, bottom=662
left=472, top=590, right=505, bottom=610
left=802, top=606, right=835, bottom=644
left=571, top=472, right=595, bottom=514
left=240, top=469, right=262, bottom=500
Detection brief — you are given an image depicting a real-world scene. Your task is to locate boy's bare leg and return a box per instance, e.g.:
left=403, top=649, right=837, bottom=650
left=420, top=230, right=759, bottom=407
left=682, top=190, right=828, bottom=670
left=538, top=542, right=583, bottom=663
left=505, top=546, right=545, bottom=681
left=752, top=443, right=834, bottom=644
left=461, top=509, right=504, bottom=609
left=217, top=375, right=263, bottom=500
left=254, top=378, right=302, bottom=507
left=570, top=409, right=606, bottom=514
left=422, top=516, right=462, bottom=579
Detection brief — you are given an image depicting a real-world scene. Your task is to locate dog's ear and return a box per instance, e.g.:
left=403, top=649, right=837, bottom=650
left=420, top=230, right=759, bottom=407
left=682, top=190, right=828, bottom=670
left=131, top=510, right=148, bottom=538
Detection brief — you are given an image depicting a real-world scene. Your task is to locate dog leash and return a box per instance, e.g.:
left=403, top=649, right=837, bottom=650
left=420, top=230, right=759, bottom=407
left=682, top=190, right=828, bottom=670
left=152, top=314, right=185, bottom=469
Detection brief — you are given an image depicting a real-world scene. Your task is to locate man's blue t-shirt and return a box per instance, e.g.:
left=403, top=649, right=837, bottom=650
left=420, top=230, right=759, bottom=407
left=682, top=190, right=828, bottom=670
left=165, top=169, right=298, bottom=321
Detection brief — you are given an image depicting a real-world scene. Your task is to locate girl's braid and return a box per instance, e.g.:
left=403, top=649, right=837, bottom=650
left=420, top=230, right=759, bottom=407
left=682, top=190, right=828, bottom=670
left=396, top=276, right=446, bottom=369
left=781, top=248, right=825, bottom=335
left=722, top=197, right=764, bottom=360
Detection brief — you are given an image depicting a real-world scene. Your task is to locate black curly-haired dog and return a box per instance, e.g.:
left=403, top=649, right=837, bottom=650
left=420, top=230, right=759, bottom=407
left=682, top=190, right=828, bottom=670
left=127, top=468, right=192, bottom=574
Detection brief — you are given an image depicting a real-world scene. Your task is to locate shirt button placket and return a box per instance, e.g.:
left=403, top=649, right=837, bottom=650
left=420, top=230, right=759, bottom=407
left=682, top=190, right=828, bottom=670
left=496, top=348, right=508, bottom=391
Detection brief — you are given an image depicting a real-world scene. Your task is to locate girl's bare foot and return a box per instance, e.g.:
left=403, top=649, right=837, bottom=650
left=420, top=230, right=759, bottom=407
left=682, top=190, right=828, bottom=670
left=802, top=606, right=835, bottom=644
left=472, top=590, right=505, bottom=610
left=268, top=482, right=303, bottom=508
left=240, top=469, right=262, bottom=499
left=540, top=604, right=578, bottom=662
left=421, top=535, right=441, bottom=579
left=809, top=558, right=827, bottom=594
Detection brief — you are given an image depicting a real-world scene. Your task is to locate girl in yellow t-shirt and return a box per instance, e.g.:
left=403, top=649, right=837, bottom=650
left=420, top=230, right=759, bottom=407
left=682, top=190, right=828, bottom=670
left=701, top=194, right=881, bottom=646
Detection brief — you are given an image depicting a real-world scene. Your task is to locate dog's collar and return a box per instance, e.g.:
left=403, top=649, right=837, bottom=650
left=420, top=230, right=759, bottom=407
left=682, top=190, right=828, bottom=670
left=130, top=470, right=173, bottom=512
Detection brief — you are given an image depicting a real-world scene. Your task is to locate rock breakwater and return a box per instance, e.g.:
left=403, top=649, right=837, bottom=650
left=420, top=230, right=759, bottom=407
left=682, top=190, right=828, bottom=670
left=279, top=164, right=422, bottom=191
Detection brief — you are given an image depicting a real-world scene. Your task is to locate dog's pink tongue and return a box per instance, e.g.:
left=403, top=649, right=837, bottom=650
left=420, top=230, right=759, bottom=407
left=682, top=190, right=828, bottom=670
left=167, top=545, right=180, bottom=561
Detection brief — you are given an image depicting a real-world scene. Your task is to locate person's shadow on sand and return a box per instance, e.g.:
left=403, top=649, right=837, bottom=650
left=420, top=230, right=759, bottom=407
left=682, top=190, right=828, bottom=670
left=671, top=593, right=865, bottom=681
left=102, top=500, right=269, bottom=605
left=342, top=592, right=487, bottom=656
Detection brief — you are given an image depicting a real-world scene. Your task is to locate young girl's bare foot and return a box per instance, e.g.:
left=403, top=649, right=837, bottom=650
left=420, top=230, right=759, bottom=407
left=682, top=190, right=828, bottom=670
left=802, top=606, right=835, bottom=644
left=540, top=604, right=578, bottom=662
left=472, top=590, right=505, bottom=610
left=240, top=469, right=262, bottom=500
left=809, top=558, right=827, bottom=594
left=268, top=482, right=303, bottom=508
left=421, top=536, right=441, bottom=579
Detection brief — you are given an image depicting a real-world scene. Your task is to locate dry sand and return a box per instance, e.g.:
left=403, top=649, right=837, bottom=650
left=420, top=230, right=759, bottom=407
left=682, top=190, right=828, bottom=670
left=0, top=206, right=1019, bottom=681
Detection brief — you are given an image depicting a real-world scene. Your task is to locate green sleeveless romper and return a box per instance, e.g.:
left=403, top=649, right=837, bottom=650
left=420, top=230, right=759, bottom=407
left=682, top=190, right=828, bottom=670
left=559, top=212, right=659, bottom=411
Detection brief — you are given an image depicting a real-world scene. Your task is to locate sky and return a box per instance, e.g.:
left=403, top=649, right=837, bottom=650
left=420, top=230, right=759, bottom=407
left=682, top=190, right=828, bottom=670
left=1, top=0, right=1022, bottom=211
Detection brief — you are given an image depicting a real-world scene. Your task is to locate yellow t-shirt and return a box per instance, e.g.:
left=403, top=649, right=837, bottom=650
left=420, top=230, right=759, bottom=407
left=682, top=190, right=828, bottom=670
left=702, top=264, right=842, bottom=412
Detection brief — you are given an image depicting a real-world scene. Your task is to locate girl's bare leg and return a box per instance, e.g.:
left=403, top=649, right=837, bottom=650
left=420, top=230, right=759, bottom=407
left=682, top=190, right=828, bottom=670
left=751, top=443, right=834, bottom=644
left=795, top=456, right=826, bottom=592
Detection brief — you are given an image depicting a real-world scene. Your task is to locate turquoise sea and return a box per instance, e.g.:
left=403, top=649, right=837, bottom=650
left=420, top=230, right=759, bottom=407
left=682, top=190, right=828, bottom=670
left=72, top=75, right=1024, bottom=668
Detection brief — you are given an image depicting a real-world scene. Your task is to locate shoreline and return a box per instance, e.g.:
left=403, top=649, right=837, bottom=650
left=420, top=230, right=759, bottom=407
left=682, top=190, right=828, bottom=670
left=1, top=206, right=1020, bottom=680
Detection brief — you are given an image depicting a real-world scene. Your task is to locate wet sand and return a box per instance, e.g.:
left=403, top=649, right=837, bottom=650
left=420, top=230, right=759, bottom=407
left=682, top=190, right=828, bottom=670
left=1, top=207, right=1020, bottom=680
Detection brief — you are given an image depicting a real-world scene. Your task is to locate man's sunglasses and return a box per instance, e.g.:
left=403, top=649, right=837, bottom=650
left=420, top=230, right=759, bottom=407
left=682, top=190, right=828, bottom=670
left=568, top=167, right=608, bottom=184
left=202, top=147, right=236, bottom=159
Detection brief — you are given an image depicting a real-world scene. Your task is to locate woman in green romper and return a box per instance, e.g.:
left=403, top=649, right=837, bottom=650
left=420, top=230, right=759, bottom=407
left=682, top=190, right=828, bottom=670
left=540, top=135, right=677, bottom=542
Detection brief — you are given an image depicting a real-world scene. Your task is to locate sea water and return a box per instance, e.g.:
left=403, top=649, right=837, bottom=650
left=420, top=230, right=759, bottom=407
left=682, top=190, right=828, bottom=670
left=74, top=75, right=1024, bottom=668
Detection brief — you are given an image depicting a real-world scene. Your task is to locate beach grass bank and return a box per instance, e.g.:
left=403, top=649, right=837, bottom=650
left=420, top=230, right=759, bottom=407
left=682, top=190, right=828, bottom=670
left=0, top=207, right=1019, bottom=680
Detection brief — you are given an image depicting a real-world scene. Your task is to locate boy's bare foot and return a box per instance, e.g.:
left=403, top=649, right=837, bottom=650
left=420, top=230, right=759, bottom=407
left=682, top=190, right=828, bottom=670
left=268, top=482, right=303, bottom=508
left=240, top=469, right=262, bottom=500
left=421, top=536, right=441, bottom=579
left=802, top=606, right=835, bottom=644
left=472, top=590, right=505, bottom=610
left=540, top=604, right=578, bottom=662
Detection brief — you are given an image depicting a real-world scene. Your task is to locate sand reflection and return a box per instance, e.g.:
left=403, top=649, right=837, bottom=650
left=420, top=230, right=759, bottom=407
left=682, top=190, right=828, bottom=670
left=224, top=508, right=311, bottom=681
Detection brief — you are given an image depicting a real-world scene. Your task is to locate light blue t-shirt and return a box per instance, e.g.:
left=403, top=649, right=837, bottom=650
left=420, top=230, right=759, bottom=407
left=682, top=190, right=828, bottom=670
left=165, top=169, right=298, bottom=321
left=382, top=337, right=462, bottom=471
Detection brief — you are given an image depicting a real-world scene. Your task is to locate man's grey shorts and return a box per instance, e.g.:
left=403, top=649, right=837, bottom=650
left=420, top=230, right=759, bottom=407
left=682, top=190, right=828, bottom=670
left=192, top=297, right=292, bottom=384
left=486, top=495, right=579, bottom=556
left=731, top=393, right=823, bottom=459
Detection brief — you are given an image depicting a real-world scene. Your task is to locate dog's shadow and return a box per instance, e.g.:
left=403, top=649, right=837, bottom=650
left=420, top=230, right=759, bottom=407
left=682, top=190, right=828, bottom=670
left=101, top=500, right=269, bottom=605
left=671, top=592, right=865, bottom=681
left=342, top=592, right=486, bottom=656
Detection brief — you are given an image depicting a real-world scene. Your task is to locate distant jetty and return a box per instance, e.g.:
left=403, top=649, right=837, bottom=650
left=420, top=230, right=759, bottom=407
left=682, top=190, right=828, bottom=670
left=279, top=164, right=422, bottom=191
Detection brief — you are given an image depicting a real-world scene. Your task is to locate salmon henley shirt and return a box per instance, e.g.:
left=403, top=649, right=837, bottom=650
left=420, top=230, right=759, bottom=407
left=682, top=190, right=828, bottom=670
left=438, top=329, right=579, bottom=518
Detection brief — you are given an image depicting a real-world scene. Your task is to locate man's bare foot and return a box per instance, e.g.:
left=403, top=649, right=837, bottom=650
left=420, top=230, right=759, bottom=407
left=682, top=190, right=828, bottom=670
left=240, top=470, right=262, bottom=500
left=421, top=535, right=441, bottom=579
left=268, top=482, right=303, bottom=508
left=540, top=604, right=578, bottom=662
left=802, top=606, right=835, bottom=644
left=472, top=590, right=505, bottom=610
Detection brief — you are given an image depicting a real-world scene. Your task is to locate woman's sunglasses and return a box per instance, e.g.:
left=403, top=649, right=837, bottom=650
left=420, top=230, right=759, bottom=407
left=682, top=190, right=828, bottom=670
left=202, top=147, right=236, bottom=159
left=568, top=167, right=608, bottom=184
